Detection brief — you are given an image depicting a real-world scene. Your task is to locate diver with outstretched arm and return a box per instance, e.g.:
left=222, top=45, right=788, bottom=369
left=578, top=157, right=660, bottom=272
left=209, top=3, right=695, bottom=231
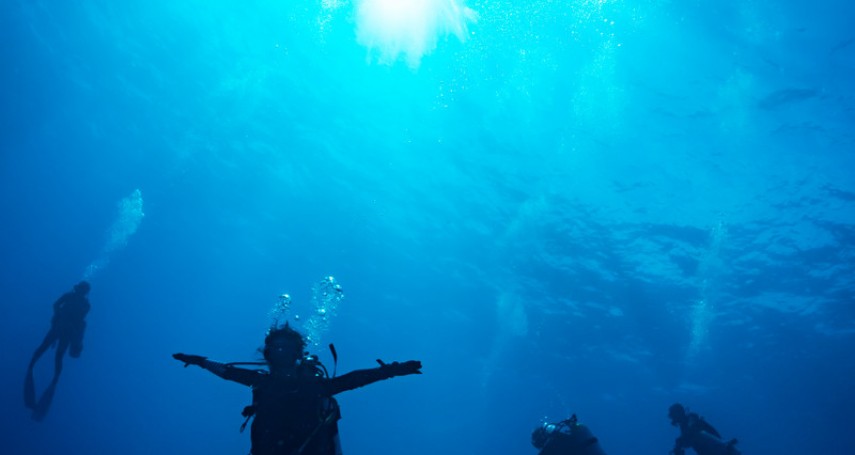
left=173, top=323, right=421, bottom=455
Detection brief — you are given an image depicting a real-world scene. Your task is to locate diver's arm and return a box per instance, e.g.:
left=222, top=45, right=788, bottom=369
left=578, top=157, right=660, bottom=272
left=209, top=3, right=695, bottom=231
left=325, top=360, right=421, bottom=395
left=672, top=424, right=690, bottom=453
left=53, top=294, right=69, bottom=312
left=687, top=413, right=722, bottom=439
left=172, top=353, right=260, bottom=386
left=200, top=360, right=260, bottom=386
left=698, top=418, right=722, bottom=439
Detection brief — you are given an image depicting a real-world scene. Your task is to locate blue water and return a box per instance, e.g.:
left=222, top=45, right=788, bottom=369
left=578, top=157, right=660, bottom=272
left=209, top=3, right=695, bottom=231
left=2, top=1, right=854, bottom=454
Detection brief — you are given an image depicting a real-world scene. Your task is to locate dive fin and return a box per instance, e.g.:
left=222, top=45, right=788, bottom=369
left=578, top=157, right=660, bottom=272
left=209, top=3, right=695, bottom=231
left=31, top=380, right=57, bottom=422
left=23, top=367, right=36, bottom=409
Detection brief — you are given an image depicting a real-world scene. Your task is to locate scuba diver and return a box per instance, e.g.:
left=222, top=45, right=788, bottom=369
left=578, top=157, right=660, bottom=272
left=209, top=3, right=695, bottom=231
left=24, top=280, right=92, bottom=421
left=531, top=414, right=609, bottom=455
left=669, top=403, right=741, bottom=455
left=173, top=323, right=422, bottom=455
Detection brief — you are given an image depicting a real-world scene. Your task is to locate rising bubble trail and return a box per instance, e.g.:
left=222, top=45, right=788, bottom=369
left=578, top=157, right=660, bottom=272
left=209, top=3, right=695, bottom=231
left=304, top=276, right=345, bottom=346
left=83, top=189, right=145, bottom=280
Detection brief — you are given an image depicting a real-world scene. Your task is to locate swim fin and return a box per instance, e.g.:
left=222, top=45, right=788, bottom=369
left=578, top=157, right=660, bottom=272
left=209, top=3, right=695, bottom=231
left=31, top=380, right=57, bottom=422
left=23, top=367, right=36, bottom=409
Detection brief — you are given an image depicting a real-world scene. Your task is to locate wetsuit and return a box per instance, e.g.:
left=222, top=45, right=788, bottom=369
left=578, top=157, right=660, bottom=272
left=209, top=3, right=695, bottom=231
left=30, top=291, right=90, bottom=374
left=25, top=288, right=90, bottom=420
left=201, top=360, right=401, bottom=455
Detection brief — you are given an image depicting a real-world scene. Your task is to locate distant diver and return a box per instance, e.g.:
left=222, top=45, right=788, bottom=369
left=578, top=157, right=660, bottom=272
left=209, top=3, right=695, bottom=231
left=669, top=403, right=741, bottom=455
left=531, top=414, right=609, bottom=455
left=24, top=281, right=91, bottom=421
left=173, top=322, right=422, bottom=455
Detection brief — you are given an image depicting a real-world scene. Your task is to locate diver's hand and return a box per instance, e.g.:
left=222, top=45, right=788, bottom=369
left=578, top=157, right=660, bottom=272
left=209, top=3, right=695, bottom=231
left=376, top=359, right=422, bottom=376
left=172, top=353, right=207, bottom=367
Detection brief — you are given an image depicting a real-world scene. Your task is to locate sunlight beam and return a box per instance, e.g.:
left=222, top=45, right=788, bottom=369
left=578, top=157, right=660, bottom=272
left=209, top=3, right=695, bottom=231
left=355, top=0, right=477, bottom=68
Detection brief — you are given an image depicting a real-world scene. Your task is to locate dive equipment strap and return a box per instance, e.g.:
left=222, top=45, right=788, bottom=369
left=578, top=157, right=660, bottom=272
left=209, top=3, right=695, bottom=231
left=292, top=409, right=337, bottom=455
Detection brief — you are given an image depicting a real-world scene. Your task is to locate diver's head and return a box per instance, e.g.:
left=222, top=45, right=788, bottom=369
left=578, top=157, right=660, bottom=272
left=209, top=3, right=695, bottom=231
left=531, top=422, right=558, bottom=449
left=73, top=281, right=91, bottom=295
left=669, top=403, right=687, bottom=426
left=263, top=323, right=306, bottom=366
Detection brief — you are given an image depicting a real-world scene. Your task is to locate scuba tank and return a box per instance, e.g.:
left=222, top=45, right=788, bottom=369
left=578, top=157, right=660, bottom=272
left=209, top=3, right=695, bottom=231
left=234, top=344, right=342, bottom=455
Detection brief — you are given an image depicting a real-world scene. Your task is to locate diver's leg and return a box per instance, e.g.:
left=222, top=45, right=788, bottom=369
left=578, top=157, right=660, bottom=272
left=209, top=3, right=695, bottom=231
left=52, top=339, right=69, bottom=383
left=69, top=323, right=86, bottom=358
left=30, top=330, right=58, bottom=369
left=24, top=364, right=36, bottom=409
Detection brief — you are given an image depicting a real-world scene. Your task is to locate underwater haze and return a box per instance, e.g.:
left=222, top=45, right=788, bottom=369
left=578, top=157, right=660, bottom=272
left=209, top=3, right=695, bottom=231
left=2, top=0, right=854, bottom=454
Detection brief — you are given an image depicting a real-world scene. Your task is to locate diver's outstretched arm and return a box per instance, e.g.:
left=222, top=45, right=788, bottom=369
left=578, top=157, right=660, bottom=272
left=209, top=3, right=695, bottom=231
left=172, top=353, right=259, bottom=386
left=326, top=359, right=421, bottom=395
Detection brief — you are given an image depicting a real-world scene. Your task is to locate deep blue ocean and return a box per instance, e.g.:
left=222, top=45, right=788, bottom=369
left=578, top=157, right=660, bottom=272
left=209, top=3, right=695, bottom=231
left=2, top=1, right=853, bottom=454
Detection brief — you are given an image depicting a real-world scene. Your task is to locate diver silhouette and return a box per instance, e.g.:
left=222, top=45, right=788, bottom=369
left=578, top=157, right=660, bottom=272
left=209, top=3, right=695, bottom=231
left=531, top=414, right=610, bottom=455
left=24, top=281, right=91, bottom=421
left=669, top=403, right=741, bottom=455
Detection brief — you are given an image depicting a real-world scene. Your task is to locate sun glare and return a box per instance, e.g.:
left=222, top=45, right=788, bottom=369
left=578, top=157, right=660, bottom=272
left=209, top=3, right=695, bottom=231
left=355, top=0, right=477, bottom=68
